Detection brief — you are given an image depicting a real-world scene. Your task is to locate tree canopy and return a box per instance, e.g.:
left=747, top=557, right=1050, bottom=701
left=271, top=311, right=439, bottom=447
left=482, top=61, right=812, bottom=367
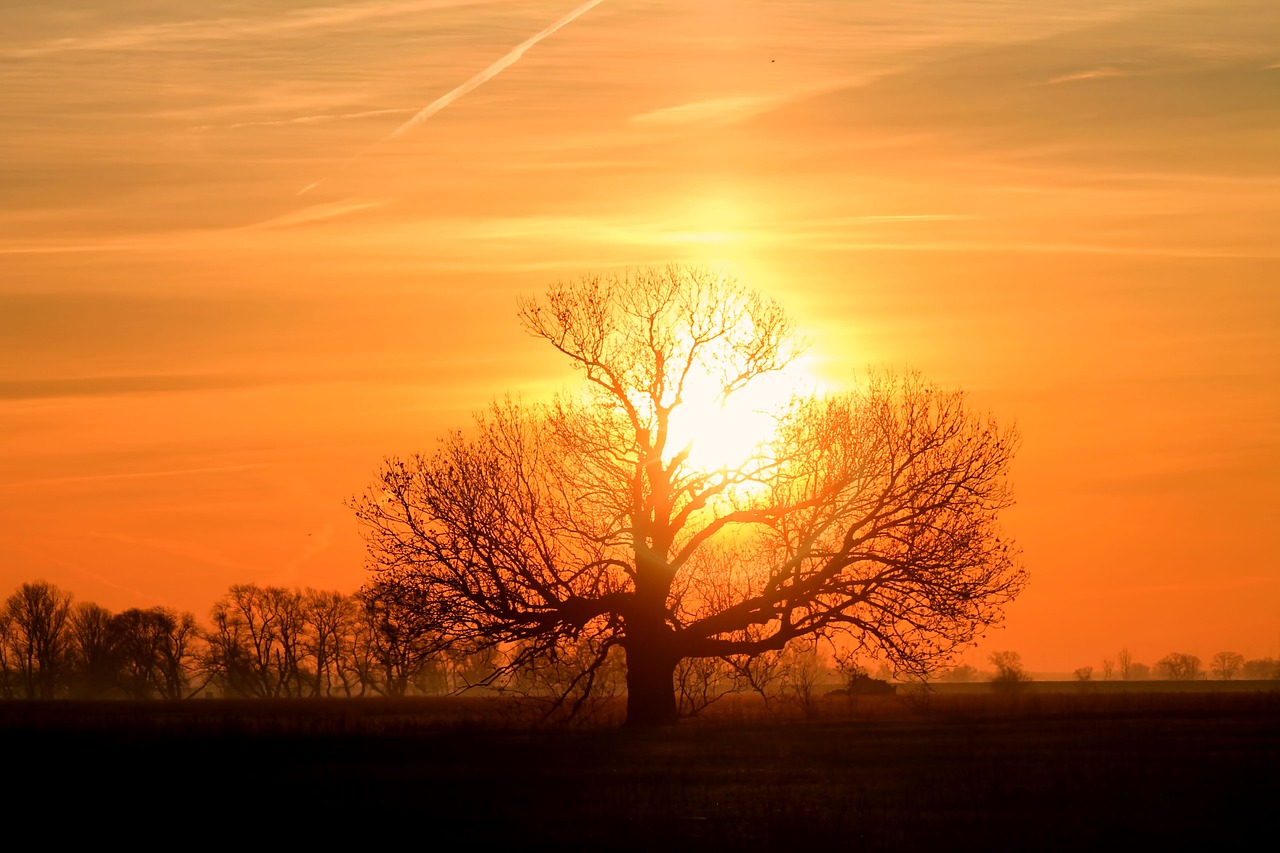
left=354, top=266, right=1027, bottom=725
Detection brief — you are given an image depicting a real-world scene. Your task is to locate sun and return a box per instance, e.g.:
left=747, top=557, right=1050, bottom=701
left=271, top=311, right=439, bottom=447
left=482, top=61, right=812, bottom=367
left=665, top=355, right=821, bottom=476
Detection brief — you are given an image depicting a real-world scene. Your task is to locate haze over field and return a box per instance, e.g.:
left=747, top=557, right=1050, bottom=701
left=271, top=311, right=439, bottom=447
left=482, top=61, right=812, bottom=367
left=2, top=0, right=1277, bottom=671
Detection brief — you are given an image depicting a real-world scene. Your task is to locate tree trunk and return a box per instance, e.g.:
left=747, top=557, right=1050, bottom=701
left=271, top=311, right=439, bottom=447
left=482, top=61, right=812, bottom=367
left=623, top=637, right=679, bottom=727
left=624, top=548, right=680, bottom=726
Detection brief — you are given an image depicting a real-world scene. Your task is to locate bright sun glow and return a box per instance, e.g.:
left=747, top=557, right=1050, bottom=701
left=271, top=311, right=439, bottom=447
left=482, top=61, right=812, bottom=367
left=665, top=357, right=821, bottom=474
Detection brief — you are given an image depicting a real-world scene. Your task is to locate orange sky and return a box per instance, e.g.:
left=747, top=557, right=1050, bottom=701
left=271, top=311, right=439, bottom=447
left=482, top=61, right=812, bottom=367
left=2, top=0, right=1277, bottom=673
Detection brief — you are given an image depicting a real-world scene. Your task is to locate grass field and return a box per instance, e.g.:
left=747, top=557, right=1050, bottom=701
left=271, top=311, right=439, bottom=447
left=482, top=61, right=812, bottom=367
left=5, top=686, right=1276, bottom=848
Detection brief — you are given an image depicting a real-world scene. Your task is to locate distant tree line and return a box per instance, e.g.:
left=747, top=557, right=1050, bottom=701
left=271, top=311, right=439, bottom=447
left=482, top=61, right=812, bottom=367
left=0, top=579, right=496, bottom=701
left=4, top=579, right=1275, bottom=702
left=1097, top=648, right=1278, bottom=682
left=936, top=646, right=1280, bottom=686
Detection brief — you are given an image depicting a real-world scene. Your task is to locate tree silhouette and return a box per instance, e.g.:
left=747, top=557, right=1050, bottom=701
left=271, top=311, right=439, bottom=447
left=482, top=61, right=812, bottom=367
left=301, top=588, right=362, bottom=697
left=989, top=650, right=1032, bottom=692
left=1156, top=652, right=1203, bottom=681
left=1117, top=647, right=1134, bottom=680
left=1, top=580, right=73, bottom=698
left=68, top=601, right=116, bottom=698
left=1209, top=651, right=1244, bottom=681
left=109, top=607, right=198, bottom=700
left=355, top=266, right=1026, bottom=725
left=202, top=584, right=306, bottom=698
left=356, top=580, right=449, bottom=697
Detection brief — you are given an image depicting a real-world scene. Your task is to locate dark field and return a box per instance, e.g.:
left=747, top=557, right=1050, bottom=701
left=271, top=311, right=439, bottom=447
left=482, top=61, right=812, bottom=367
left=6, top=688, right=1277, bottom=848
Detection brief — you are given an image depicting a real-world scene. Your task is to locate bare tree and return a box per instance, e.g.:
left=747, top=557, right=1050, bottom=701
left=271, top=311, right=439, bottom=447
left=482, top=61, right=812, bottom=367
left=989, top=650, right=1032, bottom=692
left=301, top=589, right=360, bottom=697
left=777, top=638, right=827, bottom=715
left=1073, top=666, right=1093, bottom=682
left=1209, top=651, right=1245, bottom=681
left=156, top=609, right=200, bottom=699
left=265, top=586, right=309, bottom=697
left=357, top=580, right=448, bottom=697
left=1156, top=652, right=1203, bottom=681
left=198, top=586, right=365, bottom=697
left=203, top=584, right=284, bottom=697
left=2, top=581, right=74, bottom=698
left=1117, top=647, right=1133, bottom=681
left=110, top=607, right=198, bottom=699
left=112, top=609, right=165, bottom=699
left=728, top=637, right=828, bottom=716
left=354, top=267, right=1027, bottom=725
left=68, top=601, right=116, bottom=698
left=0, top=606, right=15, bottom=699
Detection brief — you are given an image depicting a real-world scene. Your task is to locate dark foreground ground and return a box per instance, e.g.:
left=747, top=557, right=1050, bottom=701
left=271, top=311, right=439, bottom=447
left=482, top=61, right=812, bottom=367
left=5, top=688, right=1276, bottom=849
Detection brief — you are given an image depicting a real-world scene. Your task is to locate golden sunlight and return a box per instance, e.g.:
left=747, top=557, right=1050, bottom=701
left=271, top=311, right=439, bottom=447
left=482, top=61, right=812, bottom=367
left=666, top=356, right=820, bottom=474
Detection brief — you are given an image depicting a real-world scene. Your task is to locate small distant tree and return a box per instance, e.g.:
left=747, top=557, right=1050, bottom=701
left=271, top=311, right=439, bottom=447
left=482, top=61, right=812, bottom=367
left=2, top=581, right=74, bottom=698
left=357, top=580, right=448, bottom=697
left=1101, top=658, right=1114, bottom=681
left=1209, top=651, right=1245, bottom=681
left=155, top=609, right=200, bottom=699
left=1128, top=661, right=1151, bottom=681
left=68, top=602, right=117, bottom=698
left=729, top=645, right=787, bottom=708
left=776, top=638, right=826, bottom=715
left=1117, top=647, right=1133, bottom=681
left=1073, top=666, right=1093, bottom=682
left=202, top=584, right=306, bottom=698
left=301, top=589, right=361, bottom=697
left=725, top=637, right=828, bottom=716
left=989, top=650, right=1031, bottom=692
left=0, top=606, right=15, bottom=699
left=110, top=607, right=199, bottom=700
left=1156, top=652, right=1202, bottom=681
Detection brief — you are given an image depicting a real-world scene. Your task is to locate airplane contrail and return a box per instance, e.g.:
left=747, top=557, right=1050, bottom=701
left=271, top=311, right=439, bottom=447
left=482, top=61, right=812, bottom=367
left=299, top=0, right=606, bottom=195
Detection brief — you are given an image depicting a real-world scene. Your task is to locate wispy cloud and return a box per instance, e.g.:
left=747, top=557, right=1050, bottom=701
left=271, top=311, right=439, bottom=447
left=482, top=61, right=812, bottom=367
left=383, top=0, right=606, bottom=143
left=630, top=95, right=779, bottom=127
left=0, top=199, right=389, bottom=252
left=456, top=209, right=1273, bottom=259
left=4, top=0, right=501, bottom=58
left=250, top=200, right=388, bottom=229
left=2, top=464, right=269, bottom=489
left=0, top=374, right=266, bottom=401
left=0, top=241, right=160, bottom=255
left=791, top=240, right=1280, bottom=259
left=91, top=531, right=263, bottom=577
left=1045, top=67, right=1130, bottom=85
left=300, top=0, right=608, bottom=194
left=193, top=108, right=417, bottom=132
